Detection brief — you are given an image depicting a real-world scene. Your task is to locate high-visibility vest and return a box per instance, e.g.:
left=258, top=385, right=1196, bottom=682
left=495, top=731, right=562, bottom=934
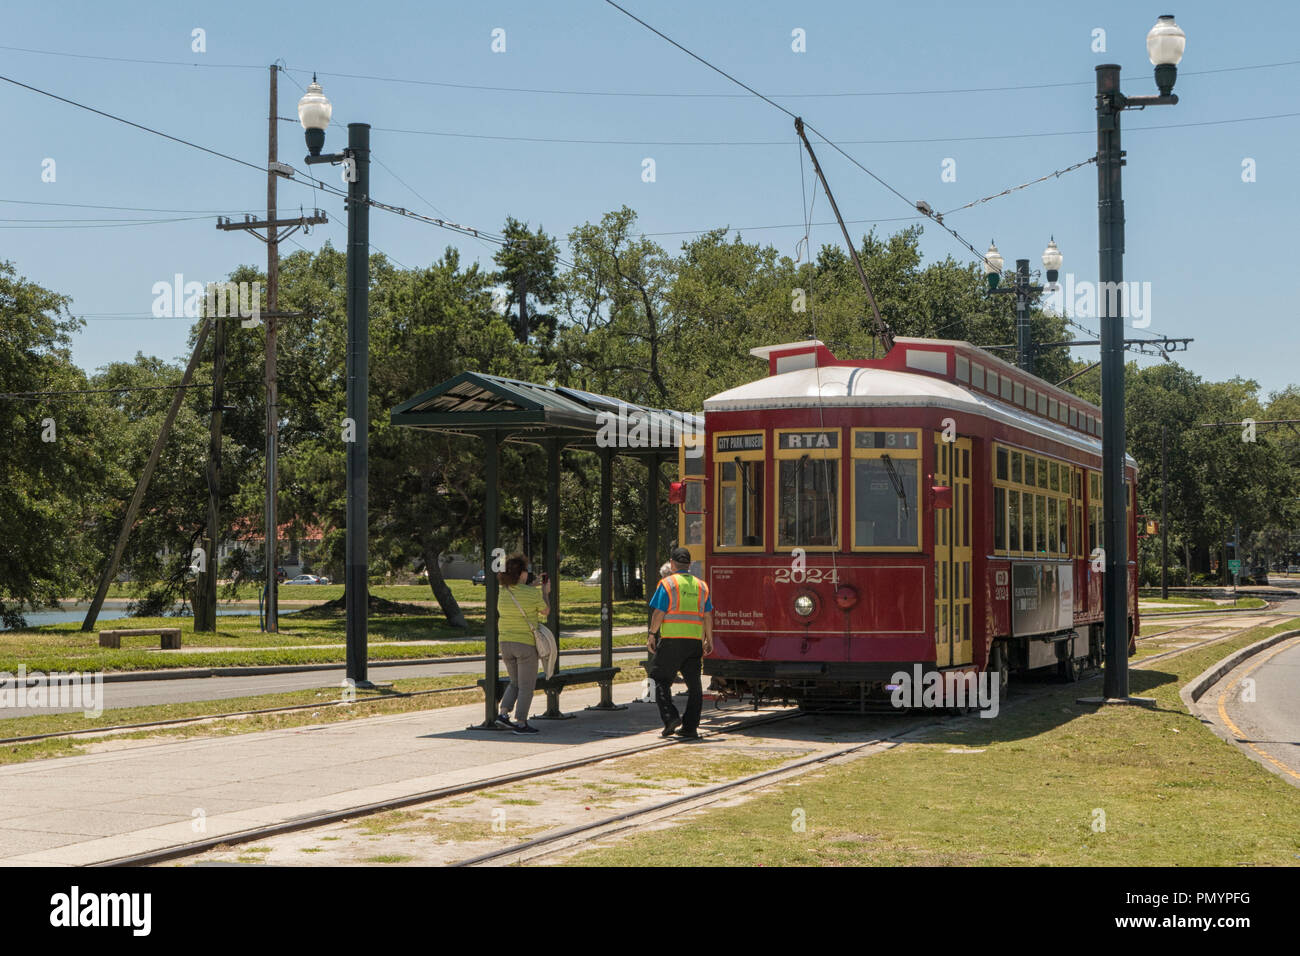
left=660, top=573, right=709, bottom=639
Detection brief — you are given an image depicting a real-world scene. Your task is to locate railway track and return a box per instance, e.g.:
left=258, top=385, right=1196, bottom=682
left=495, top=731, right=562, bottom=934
left=452, top=615, right=1290, bottom=867
left=95, top=707, right=805, bottom=867
left=7, top=603, right=1283, bottom=749
left=36, top=610, right=1297, bottom=866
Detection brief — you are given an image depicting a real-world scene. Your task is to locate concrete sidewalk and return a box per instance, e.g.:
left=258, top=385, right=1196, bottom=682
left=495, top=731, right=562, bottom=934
left=0, top=682, right=746, bottom=866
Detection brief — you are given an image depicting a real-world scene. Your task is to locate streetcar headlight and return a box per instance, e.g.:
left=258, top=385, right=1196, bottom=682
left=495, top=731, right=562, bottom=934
left=793, top=594, right=815, bottom=617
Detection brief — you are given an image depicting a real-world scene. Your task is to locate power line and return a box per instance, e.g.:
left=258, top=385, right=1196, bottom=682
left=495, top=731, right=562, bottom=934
left=943, top=157, right=1097, bottom=216
left=0, top=215, right=212, bottom=229
left=598, top=0, right=996, bottom=269
left=0, top=74, right=267, bottom=174
left=292, top=58, right=1300, bottom=99
left=0, top=44, right=265, bottom=71
left=364, top=109, right=1300, bottom=147
left=0, top=198, right=261, bottom=215
left=4, top=40, right=1298, bottom=99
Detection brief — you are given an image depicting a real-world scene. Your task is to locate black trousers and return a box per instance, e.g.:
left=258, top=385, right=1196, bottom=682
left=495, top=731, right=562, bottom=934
left=650, top=637, right=703, bottom=731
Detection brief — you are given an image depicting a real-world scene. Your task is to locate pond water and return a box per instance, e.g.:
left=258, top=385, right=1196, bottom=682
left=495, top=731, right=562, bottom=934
left=3, top=602, right=298, bottom=630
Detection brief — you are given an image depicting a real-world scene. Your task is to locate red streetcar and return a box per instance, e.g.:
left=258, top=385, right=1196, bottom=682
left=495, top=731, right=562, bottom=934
left=674, top=338, right=1138, bottom=712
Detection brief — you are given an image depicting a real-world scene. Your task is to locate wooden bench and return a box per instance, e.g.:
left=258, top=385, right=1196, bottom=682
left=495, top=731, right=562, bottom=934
left=98, top=628, right=182, bottom=650
left=477, top=666, right=620, bottom=719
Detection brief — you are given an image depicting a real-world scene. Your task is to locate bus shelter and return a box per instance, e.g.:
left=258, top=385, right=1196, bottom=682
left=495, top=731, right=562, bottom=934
left=390, top=372, right=702, bottom=727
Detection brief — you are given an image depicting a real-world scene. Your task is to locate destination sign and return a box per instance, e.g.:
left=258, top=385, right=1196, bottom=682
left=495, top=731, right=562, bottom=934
left=717, top=433, right=763, bottom=452
left=855, top=430, right=917, bottom=450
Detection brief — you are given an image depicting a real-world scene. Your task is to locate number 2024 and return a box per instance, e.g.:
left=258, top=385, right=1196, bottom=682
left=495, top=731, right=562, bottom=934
left=774, top=567, right=840, bottom=585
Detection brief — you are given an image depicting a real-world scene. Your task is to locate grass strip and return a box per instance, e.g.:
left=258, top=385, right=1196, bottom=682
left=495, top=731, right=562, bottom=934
left=568, top=618, right=1300, bottom=867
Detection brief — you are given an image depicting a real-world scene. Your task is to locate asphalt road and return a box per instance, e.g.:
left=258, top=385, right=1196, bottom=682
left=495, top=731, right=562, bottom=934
left=1212, top=606, right=1300, bottom=786
left=0, top=648, right=650, bottom=720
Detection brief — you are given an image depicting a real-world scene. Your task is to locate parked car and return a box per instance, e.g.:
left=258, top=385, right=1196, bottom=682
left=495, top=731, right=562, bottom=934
left=286, top=574, right=329, bottom=586
left=471, top=569, right=486, bottom=586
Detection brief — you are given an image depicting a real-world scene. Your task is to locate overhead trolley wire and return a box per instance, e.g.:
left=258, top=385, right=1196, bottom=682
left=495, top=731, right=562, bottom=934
left=5, top=40, right=1299, bottom=99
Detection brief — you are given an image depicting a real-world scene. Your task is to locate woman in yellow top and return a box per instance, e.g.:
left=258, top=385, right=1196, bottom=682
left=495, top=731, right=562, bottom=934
left=496, top=553, right=550, bottom=734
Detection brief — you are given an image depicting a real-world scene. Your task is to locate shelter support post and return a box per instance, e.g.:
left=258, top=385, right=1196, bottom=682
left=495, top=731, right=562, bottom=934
left=588, top=447, right=625, bottom=711
left=645, top=455, right=662, bottom=625
left=545, top=438, right=561, bottom=642
left=475, top=431, right=503, bottom=729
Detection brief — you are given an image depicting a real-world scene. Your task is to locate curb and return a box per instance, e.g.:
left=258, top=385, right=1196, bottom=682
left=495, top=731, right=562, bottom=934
left=1180, top=628, right=1300, bottom=705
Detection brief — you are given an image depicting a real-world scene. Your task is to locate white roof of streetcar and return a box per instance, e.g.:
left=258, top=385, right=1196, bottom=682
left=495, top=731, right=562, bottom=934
left=704, top=338, right=1134, bottom=466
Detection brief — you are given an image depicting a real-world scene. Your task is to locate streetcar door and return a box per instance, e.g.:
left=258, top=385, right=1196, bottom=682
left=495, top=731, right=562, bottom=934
left=934, top=435, right=973, bottom=668
left=677, top=434, right=706, bottom=576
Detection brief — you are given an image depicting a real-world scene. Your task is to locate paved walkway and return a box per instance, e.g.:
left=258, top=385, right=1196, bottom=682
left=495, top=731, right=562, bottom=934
left=0, top=682, right=749, bottom=866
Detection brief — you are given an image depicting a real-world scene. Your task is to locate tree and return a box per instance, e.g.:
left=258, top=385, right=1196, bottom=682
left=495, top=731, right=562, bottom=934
left=0, top=263, right=105, bottom=626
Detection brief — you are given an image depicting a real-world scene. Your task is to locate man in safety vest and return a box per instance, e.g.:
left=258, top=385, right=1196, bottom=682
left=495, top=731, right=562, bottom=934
left=647, top=546, right=713, bottom=739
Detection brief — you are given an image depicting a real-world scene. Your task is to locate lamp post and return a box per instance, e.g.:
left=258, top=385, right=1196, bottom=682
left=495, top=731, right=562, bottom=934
left=1093, top=15, right=1184, bottom=704
left=299, top=77, right=373, bottom=688
left=984, top=239, right=1062, bottom=374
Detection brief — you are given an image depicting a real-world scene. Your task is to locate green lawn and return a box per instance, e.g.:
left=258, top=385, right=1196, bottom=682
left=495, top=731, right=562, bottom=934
left=102, top=579, right=598, bottom=605
left=1139, top=596, right=1267, bottom=612
left=0, top=597, right=648, bottom=673
left=569, top=618, right=1300, bottom=867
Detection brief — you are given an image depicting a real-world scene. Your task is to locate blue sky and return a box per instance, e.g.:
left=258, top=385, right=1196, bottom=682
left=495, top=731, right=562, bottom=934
left=2, top=0, right=1296, bottom=394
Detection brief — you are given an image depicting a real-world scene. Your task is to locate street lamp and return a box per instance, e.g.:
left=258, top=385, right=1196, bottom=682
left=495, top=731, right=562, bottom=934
left=297, top=76, right=332, bottom=157
left=1147, top=14, right=1186, bottom=95
left=1042, top=237, right=1062, bottom=286
left=299, top=78, right=374, bottom=688
left=983, top=242, right=1004, bottom=291
left=1089, top=15, right=1184, bottom=707
left=986, top=238, right=1061, bottom=373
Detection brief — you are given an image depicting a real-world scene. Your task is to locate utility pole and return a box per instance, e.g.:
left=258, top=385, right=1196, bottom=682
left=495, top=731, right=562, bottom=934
left=216, top=64, right=326, bottom=631
left=196, top=315, right=228, bottom=632
left=1161, top=424, right=1169, bottom=600
left=265, top=63, right=280, bottom=631
left=343, top=122, right=371, bottom=685
left=517, top=273, right=532, bottom=561
left=986, top=254, right=1048, bottom=374
left=82, top=320, right=214, bottom=631
left=1086, top=26, right=1181, bottom=705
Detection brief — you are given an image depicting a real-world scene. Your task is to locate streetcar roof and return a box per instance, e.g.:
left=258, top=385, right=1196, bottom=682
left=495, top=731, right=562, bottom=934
left=704, top=363, right=1134, bottom=466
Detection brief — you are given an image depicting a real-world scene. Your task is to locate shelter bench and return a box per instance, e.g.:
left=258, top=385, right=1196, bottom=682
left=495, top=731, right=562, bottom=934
left=478, top=666, right=620, bottom=719
left=99, top=627, right=182, bottom=650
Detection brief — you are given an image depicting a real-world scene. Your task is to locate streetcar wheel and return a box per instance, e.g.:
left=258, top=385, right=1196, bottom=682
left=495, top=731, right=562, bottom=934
left=1058, top=654, right=1079, bottom=683
left=992, top=644, right=1010, bottom=699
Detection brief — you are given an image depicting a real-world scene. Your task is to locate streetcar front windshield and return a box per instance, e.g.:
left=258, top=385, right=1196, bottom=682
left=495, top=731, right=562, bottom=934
left=777, top=457, right=838, bottom=548
left=854, top=457, right=919, bottom=548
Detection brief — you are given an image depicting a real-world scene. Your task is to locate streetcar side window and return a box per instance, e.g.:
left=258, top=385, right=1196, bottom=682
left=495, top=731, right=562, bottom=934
left=1088, top=470, right=1104, bottom=555
left=994, top=487, right=1006, bottom=551
left=714, top=433, right=765, bottom=550
left=850, top=429, right=921, bottom=551
left=993, top=442, right=1076, bottom=559
left=775, top=429, right=840, bottom=550
left=1008, top=491, right=1021, bottom=551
